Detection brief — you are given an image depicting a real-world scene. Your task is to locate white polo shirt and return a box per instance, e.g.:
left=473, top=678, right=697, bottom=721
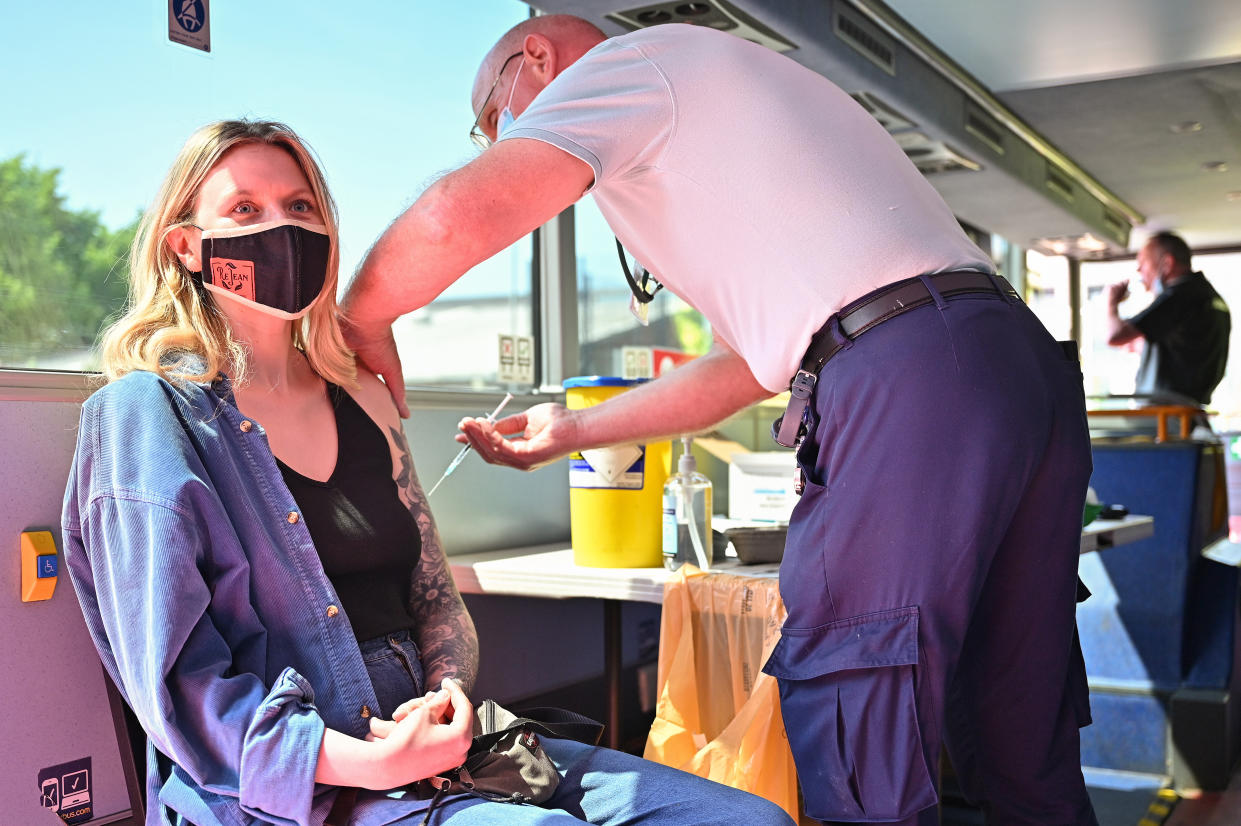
left=501, top=24, right=994, bottom=392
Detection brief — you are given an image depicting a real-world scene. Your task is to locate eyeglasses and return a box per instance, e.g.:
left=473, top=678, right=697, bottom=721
left=469, top=52, right=524, bottom=150
left=616, top=237, right=663, bottom=326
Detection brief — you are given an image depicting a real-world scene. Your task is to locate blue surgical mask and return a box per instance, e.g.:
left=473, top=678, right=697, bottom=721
left=496, top=56, right=525, bottom=139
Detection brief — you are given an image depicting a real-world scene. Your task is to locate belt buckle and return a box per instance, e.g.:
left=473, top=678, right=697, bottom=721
left=773, top=369, right=816, bottom=448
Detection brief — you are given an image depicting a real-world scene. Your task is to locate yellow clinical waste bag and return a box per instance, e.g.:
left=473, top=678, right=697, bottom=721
left=644, top=566, right=798, bottom=821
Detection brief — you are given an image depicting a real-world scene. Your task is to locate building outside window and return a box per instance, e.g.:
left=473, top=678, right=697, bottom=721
left=574, top=199, right=711, bottom=379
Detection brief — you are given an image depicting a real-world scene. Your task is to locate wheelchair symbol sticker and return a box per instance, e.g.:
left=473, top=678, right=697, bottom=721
left=37, top=757, right=92, bottom=824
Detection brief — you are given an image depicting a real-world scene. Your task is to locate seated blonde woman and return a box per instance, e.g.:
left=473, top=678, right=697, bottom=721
left=61, top=119, right=794, bottom=826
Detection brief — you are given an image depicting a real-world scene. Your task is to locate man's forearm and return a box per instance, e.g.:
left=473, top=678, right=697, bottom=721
left=1107, top=303, right=1141, bottom=346
left=1106, top=302, right=1123, bottom=338
left=344, top=184, right=463, bottom=328
left=570, top=342, right=776, bottom=451
left=343, top=139, right=594, bottom=328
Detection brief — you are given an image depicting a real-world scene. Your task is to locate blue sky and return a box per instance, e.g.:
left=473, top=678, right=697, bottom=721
left=0, top=0, right=540, bottom=295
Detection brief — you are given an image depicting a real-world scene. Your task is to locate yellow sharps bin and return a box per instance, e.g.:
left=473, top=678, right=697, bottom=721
left=564, top=376, right=671, bottom=567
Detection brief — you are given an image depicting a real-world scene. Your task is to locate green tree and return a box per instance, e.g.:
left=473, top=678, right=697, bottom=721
left=673, top=305, right=712, bottom=356
left=0, top=155, right=137, bottom=367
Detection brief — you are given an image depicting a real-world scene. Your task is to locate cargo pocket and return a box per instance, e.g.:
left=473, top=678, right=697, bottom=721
left=762, top=605, right=937, bottom=822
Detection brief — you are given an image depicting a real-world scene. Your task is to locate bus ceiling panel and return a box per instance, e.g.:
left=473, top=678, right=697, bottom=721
left=534, top=0, right=1241, bottom=254
left=999, top=62, right=1241, bottom=252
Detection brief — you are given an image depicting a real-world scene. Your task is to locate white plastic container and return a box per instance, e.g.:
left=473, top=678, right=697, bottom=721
left=728, top=451, right=798, bottom=523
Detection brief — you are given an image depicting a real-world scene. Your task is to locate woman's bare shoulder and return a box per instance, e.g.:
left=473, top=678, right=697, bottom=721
left=349, top=367, right=404, bottom=431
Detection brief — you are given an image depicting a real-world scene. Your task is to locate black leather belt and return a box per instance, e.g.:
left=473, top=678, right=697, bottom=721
left=773, top=270, right=1018, bottom=447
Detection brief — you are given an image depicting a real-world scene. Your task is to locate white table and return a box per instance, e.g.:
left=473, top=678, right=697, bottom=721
left=1079, top=514, right=1154, bottom=553
left=450, top=515, right=1153, bottom=746
left=450, top=515, right=1154, bottom=602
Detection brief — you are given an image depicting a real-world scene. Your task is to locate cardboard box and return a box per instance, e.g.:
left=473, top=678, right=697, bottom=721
left=728, top=451, right=798, bottom=523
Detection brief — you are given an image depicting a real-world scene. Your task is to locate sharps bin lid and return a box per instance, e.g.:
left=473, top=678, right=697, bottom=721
left=562, top=376, right=648, bottom=389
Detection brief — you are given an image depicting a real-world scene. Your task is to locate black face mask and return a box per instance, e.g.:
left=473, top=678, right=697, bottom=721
left=198, top=219, right=331, bottom=319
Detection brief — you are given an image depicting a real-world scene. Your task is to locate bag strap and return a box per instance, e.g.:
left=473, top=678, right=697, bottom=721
left=469, top=704, right=605, bottom=752
left=513, top=706, right=606, bottom=746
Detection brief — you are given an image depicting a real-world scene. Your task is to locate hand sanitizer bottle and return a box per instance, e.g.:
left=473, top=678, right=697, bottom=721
left=662, top=435, right=713, bottom=570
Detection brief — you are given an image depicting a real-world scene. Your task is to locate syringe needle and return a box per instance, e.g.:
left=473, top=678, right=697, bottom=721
left=426, top=393, right=514, bottom=497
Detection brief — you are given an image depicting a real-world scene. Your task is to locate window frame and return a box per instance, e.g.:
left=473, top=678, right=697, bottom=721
left=0, top=206, right=586, bottom=407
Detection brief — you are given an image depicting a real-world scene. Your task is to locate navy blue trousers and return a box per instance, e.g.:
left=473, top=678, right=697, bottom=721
left=762, top=283, right=1098, bottom=825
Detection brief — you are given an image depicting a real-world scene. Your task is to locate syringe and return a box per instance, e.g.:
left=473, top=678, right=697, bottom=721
left=426, top=393, right=513, bottom=497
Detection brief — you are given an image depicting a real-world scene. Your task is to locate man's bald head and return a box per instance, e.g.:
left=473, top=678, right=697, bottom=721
left=470, top=15, right=607, bottom=120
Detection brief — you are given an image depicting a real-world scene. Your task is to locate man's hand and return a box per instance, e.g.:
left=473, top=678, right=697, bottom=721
left=457, top=403, right=580, bottom=471
left=341, top=316, right=409, bottom=418
left=453, top=342, right=771, bottom=472
left=1108, top=280, right=1130, bottom=307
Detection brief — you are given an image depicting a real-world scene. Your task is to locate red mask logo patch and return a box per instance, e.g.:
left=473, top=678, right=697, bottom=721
left=209, top=258, right=255, bottom=301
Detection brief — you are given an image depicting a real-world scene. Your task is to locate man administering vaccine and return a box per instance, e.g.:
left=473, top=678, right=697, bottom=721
left=343, top=15, right=1098, bottom=825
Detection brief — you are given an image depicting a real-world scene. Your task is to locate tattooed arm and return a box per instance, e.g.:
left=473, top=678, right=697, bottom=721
left=347, top=369, right=480, bottom=693
left=389, top=423, right=480, bottom=694
left=389, top=421, right=481, bottom=689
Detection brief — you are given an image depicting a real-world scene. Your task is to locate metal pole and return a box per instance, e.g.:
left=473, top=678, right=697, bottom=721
left=603, top=599, right=622, bottom=750
left=1068, top=256, right=1082, bottom=347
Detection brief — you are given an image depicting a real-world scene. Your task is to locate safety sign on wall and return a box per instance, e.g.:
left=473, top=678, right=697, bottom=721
left=38, top=757, right=92, bottom=825
left=168, top=0, right=211, bottom=53
left=498, top=334, right=534, bottom=385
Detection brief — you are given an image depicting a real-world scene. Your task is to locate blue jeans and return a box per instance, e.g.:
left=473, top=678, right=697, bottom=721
left=359, top=630, right=794, bottom=826
left=360, top=628, right=428, bottom=716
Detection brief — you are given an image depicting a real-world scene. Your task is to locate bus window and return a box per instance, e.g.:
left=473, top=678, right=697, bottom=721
left=1025, top=249, right=1072, bottom=342
left=1081, top=252, right=1241, bottom=422
left=575, top=198, right=711, bottom=378
left=0, top=2, right=531, bottom=389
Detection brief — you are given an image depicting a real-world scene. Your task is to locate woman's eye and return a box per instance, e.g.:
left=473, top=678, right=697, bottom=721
left=290, top=200, right=314, bottom=213
left=234, top=203, right=255, bottom=215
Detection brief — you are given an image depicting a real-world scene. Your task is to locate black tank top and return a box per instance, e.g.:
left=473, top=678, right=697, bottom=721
left=276, top=384, right=422, bottom=641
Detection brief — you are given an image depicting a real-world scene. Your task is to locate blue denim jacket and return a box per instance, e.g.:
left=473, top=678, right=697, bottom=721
left=62, top=369, right=434, bottom=826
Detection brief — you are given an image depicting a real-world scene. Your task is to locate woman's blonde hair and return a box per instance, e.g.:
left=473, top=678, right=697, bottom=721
left=101, top=119, right=356, bottom=388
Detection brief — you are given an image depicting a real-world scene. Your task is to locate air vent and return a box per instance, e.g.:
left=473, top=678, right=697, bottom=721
left=850, top=92, right=916, bottom=132
left=893, top=133, right=981, bottom=175
left=1102, top=209, right=1129, bottom=244
left=1045, top=163, right=1075, bottom=203
left=833, top=4, right=896, bottom=75
left=607, top=0, right=797, bottom=52
left=964, top=103, right=1005, bottom=156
